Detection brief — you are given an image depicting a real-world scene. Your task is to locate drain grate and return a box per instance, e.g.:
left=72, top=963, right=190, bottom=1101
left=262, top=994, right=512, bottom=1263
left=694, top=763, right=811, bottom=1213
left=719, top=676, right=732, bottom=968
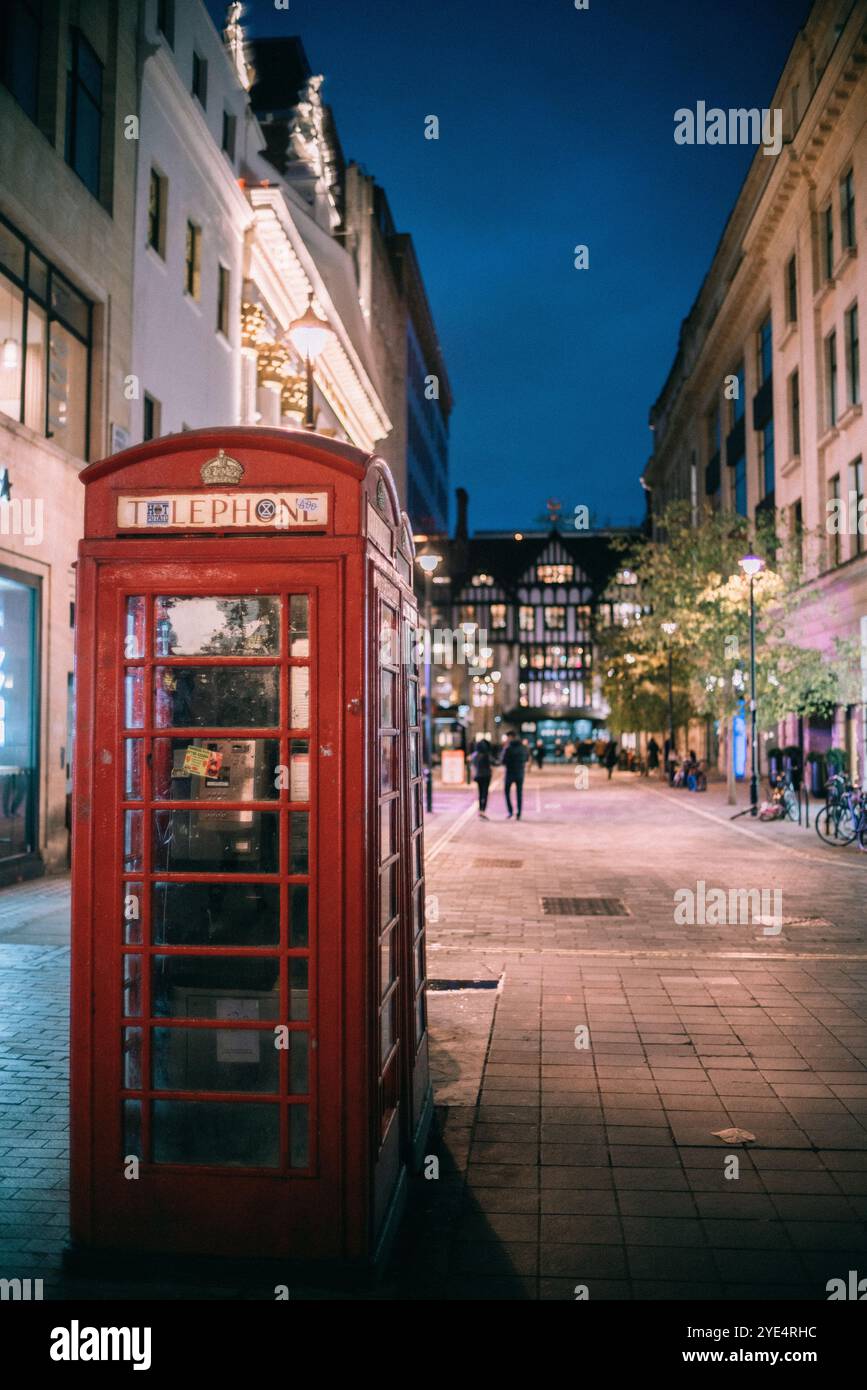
left=473, top=858, right=524, bottom=869
left=427, top=978, right=500, bottom=991
left=542, top=896, right=629, bottom=917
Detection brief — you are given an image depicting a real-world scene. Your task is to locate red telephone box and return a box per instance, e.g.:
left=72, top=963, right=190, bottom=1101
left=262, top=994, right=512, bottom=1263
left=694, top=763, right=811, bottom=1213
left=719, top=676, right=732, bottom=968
left=70, top=427, right=433, bottom=1265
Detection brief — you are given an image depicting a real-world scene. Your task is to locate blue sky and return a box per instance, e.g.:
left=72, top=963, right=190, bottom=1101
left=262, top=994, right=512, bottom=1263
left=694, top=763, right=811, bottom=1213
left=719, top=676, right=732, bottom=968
left=209, top=0, right=811, bottom=531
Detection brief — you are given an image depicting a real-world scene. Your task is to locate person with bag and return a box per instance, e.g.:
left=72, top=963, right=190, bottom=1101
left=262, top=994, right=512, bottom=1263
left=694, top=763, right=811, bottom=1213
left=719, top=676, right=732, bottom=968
left=469, top=737, right=493, bottom=819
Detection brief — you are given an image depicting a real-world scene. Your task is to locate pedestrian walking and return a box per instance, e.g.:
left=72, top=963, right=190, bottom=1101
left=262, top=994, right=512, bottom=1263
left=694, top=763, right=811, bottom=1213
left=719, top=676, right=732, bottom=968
left=534, top=739, right=545, bottom=771
left=469, top=736, right=493, bottom=819
left=604, top=738, right=618, bottom=780
left=501, top=730, right=527, bottom=819
left=647, top=736, right=660, bottom=773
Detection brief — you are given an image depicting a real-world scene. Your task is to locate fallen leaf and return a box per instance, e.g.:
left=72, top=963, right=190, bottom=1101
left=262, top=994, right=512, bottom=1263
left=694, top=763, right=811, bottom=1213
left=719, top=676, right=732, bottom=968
left=712, top=1127, right=756, bottom=1143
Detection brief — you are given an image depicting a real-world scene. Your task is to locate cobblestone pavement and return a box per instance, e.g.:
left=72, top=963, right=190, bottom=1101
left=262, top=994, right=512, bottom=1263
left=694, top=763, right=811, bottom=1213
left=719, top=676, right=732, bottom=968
left=1, top=768, right=866, bottom=1300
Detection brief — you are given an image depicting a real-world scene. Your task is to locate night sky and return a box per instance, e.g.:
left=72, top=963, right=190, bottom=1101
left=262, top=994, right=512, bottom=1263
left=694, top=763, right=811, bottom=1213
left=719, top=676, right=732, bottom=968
left=207, top=0, right=812, bottom=532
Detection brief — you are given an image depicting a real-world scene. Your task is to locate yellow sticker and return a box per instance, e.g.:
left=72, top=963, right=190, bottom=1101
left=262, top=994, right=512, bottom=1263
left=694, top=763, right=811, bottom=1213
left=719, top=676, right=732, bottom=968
left=182, top=746, right=223, bottom=777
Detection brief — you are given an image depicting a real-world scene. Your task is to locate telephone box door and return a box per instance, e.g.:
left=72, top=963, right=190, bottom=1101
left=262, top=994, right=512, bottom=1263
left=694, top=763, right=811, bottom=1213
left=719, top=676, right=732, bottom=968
left=77, top=559, right=343, bottom=1257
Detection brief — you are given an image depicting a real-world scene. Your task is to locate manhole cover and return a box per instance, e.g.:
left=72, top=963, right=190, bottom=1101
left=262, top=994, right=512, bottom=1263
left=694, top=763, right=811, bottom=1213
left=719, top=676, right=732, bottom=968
left=473, top=858, right=524, bottom=869
left=427, top=978, right=501, bottom=991
left=541, top=897, right=629, bottom=917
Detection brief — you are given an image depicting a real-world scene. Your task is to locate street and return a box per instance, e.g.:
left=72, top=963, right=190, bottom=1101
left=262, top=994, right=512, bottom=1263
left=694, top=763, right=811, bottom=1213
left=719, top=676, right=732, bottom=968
left=2, top=767, right=866, bottom=1299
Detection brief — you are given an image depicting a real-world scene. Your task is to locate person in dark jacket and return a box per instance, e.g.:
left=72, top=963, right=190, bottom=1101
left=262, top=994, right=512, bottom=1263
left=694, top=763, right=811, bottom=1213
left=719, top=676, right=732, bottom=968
left=604, top=739, right=618, bottom=780
left=501, top=730, right=527, bottom=819
left=534, top=739, right=545, bottom=770
left=469, top=737, right=493, bottom=819
left=647, top=736, right=660, bottom=772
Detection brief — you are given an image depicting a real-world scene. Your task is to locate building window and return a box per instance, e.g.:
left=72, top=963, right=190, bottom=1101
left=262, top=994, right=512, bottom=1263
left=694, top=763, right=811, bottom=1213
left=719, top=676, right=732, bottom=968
left=470, top=573, right=493, bottom=586
left=192, top=51, right=208, bottom=108
left=216, top=264, right=230, bottom=337
left=543, top=606, right=565, bottom=630
left=0, top=0, right=43, bottom=124
left=786, top=254, right=797, bottom=324
left=519, top=605, right=534, bottom=633
left=841, top=167, right=856, bottom=251
left=148, top=168, right=167, bottom=258
left=731, top=361, right=745, bottom=424
left=826, top=330, right=838, bottom=428
left=791, top=498, right=803, bottom=572
left=0, top=214, right=92, bottom=458
left=184, top=221, right=201, bottom=300
left=157, top=0, right=174, bottom=47
left=537, top=563, right=573, bottom=584
left=707, top=402, right=720, bottom=457
left=0, top=567, right=40, bottom=864
left=823, top=204, right=834, bottom=280
left=828, top=474, right=841, bottom=566
left=734, top=454, right=747, bottom=517
left=849, top=456, right=864, bottom=556
left=846, top=303, right=860, bottom=406
left=789, top=368, right=800, bottom=457
left=65, top=28, right=103, bottom=199
left=490, top=603, right=506, bottom=629
left=222, top=110, right=237, bottom=160
left=757, top=313, right=772, bottom=385
left=143, top=393, right=161, bottom=442
left=759, top=419, right=775, bottom=499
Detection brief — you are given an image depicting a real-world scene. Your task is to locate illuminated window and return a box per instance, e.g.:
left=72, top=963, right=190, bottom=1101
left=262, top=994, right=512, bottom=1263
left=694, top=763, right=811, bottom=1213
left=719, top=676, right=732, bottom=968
left=616, top=569, right=638, bottom=586
left=537, top=563, right=573, bottom=583
left=470, top=573, right=494, bottom=586
left=519, top=606, right=534, bottom=632
left=490, top=603, right=506, bottom=629
left=543, top=606, right=565, bottom=630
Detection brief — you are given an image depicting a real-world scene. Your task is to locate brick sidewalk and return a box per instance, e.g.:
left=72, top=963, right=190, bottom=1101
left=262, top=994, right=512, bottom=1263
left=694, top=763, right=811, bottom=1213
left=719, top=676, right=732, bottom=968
left=1, top=768, right=866, bottom=1299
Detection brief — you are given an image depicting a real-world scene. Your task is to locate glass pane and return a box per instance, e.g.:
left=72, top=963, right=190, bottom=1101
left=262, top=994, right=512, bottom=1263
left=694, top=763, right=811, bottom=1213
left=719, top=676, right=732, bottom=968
left=152, top=1100, right=279, bottom=1167
left=380, top=669, right=394, bottom=729
left=155, top=597, right=281, bottom=656
left=152, top=808, right=278, bottom=873
left=416, top=994, right=426, bottom=1045
left=290, top=958, right=308, bottom=1021
left=124, top=596, right=145, bottom=658
left=23, top=302, right=46, bottom=433
left=289, top=740, right=309, bottom=801
left=155, top=666, right=280, bottom=728
left=123, top=1100, right=142, bottom=1160
left=380, top=798, right=395, bottom=862
left=413, top=834, right=422, bottom=885
left=380, top=926, right=393, bottom=1000
left=290, top=666, right=309, bottom=729
left=289, top=1032, right=309, bottom=1095
left=414, top=936, right=425, bottom=991
left=0, top=577, right=36, bottom=857
left=123, top=1027, right=142, bottom=1088
left=153, top=738, right=280, bottom=801
left=381, top=992, right=396, bottom=1066
left=152, top=955, right=280, bottom=1019
left=380, top=736, right=395, bottom=793
left=124, top=670, right=144, bottom=728
left=289, top=884, right=308, bottom=947
left=411, top=782, right=422, bottom=830
left=123, top=810, right=143, bottom=870
left=123, top=883, right=143, bottom=944
left=29, top=253, right=48, bottom=303
left=289, top=595, right=309, bottom=657
left=380, top=862, right=396, bottom=930
left=122, top=954, right=142, bottom=1017
left=0, top=276, right=23, bottom=422
left=290, top=813, right=308, bottom=874
left=410, top=732, right=420, bottom=778
left=124, top=739, right=143, bottom=799
left=47, top=319, right=87, bottom=458
left=51, top=270, right=90, bottom=337
left=408, top=679, right=418, bottom=726
left=0, top=222, right=25, bottom=280
left=153, top=882, right=280, bottom=947
left=289, top=1104, right=309, bottom=1169
left=152, top=1026, right=279, bottom=1094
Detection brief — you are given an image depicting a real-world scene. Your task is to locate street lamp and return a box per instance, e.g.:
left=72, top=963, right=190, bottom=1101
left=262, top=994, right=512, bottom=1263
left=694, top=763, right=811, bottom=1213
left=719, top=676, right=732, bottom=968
left=417, top=552, right=442, bottom=812
left=287, top=293, right=334, bottom=430
left=661, top=621, right=678, bottom=782
left=738, top=553, right=765, bottom=817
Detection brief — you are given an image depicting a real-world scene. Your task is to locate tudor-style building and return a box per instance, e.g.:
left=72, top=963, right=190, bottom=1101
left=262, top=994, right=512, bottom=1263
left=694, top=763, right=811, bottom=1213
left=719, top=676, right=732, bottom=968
left=418, top=491, right=643, bottom=752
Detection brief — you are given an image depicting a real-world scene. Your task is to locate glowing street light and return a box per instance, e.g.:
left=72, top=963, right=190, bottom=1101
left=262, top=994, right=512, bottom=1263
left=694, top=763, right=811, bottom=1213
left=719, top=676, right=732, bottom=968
left=287, top=293, right=334, bottom=430
left=738, top=553, right=766, bottom=816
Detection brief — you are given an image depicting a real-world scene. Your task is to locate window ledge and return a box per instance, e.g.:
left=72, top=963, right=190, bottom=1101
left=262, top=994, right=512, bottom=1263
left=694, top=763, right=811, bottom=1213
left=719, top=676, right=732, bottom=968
left=781, top=452, right=801, bottom=477
left=813, top=278, right=835, bottom=309
left=817, top=424, right=839, bottom=450
left=777, top=321, right=798, bottom=352
left=833, top=246, right=857, bottom=279
left=837, top=401, right=862, bottom=431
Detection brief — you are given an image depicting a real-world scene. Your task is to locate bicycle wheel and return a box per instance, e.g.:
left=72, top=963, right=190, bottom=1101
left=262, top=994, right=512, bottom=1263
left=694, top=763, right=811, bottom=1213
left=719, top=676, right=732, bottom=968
left=783, top=789, right=799, bottom=822
left=816, top=805, right=857, bottom=845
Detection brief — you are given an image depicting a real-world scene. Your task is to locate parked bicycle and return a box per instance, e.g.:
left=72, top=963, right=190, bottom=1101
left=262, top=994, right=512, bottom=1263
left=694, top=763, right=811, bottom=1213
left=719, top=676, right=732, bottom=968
left=815, top=773, right=867, bottom=847
left=759, top=767, right=799, bottom=821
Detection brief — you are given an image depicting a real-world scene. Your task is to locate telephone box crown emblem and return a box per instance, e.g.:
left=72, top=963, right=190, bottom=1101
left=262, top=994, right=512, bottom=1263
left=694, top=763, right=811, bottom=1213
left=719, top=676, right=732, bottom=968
left=201, top=449, right=244, bottom=485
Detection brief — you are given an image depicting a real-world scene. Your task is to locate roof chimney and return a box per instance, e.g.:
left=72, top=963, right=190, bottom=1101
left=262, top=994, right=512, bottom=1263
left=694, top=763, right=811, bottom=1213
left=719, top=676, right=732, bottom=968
left=455, top=487, right=468, bottom=541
